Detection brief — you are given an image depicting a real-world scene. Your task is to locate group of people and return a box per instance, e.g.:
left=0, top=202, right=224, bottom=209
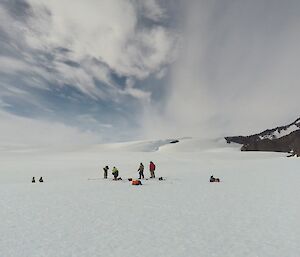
left=137, top=161, right=156, bottom=179
left=103, top=161, right=156, bottom=180
left=210, top=175, right=220, bottom=182
left=32, top=177, right=43, bottom=183
left=103, top=166, right=121, bottom=180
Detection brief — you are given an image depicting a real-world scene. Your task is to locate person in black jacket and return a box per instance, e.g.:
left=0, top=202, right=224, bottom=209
left=103, top=166, right=109, bottom=179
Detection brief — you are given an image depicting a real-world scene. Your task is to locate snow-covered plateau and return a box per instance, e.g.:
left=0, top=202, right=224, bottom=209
left=0, top=138, right=299, bottom=257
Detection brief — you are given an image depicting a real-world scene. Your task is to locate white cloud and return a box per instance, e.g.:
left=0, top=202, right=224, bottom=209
left=122, top=78, right=151, bottom=101
left=136, top=0, right=167, bottom=22
left=0, top=0, right=177, bottom=103
left=24, top=0, right=177, bottom=85
left=0, top=110, right=102, bottom=149
left=51, top=61, right=103, bottom=99
left=0, top=56, right=29, bottom=74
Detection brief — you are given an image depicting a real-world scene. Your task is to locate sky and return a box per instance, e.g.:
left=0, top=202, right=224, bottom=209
left=0, top=0, right=299, bottom=147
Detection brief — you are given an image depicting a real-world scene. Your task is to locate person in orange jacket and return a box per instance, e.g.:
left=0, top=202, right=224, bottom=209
left=149, top=161, right=156, bottom=178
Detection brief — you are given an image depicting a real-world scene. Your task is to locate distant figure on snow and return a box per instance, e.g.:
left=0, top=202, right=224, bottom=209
left=103, top=165, right=109, bottom=179
left=210, top=175, right=220, bottom=182
left=149, top=161, right=156, bottom=178
left=138, top=163, right=144, bottom=179
left=112, top=166, right=119, bottom=180
left=32, top=177, right=35, bottom=183
left=39, top=177, right=44, bottom=183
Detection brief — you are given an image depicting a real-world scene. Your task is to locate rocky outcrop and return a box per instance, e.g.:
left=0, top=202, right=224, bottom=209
left=225, top=118, right=300, bottom=156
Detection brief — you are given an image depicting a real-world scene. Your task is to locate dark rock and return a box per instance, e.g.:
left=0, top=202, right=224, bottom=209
left=225, top=117, right=300, bottom=155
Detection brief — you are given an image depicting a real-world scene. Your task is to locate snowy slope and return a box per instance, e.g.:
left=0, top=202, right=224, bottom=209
left=89, top=138, right=179, bottom=152
left=0, top=139, right=299, bottom=257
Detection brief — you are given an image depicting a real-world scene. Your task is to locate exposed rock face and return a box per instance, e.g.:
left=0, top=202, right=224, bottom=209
left=225, top=118, right=300, bottom=156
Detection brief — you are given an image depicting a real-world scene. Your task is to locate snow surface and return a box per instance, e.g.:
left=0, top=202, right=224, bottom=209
left=0, top=138, right=299, bottom=257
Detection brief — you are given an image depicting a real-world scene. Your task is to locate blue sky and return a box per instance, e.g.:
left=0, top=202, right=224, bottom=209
left=0, top=0, right=300, bottom=147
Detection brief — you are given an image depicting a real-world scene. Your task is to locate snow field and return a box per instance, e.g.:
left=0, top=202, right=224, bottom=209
left=0, top=140, right=299, bottom=257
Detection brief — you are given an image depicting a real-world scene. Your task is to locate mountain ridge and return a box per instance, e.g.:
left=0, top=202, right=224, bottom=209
left=225, top=117, right=300, bottom=156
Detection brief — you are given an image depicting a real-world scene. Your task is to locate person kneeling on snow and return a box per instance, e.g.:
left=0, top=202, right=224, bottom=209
left=112, top=166, right=119, bottom=180
left=210, top=175, right=220, bottom=182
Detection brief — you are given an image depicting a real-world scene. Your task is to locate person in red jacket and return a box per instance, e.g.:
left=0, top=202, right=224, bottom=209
left=149, top=161, right=156, bottom=178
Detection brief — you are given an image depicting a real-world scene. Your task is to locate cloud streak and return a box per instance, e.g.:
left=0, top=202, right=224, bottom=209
left=143, top=0, right=300, bottom=139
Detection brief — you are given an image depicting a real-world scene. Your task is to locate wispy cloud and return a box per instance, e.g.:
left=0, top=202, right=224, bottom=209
left=0, top=0, right=178, bottom=145
left=0, top=0, right=177, bottom=101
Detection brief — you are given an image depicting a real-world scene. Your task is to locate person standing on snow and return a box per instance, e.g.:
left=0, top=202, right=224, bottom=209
left=138, top=163, right=144, bottom=179
left=112, top=166, right=119, bottom=180
left=103, top=166, right=109, bottom=179
left=149, top=161, right=156, bottom=178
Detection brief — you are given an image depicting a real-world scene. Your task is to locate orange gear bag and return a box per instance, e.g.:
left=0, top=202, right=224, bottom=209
left=132, top=180, right=142, bottom=185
